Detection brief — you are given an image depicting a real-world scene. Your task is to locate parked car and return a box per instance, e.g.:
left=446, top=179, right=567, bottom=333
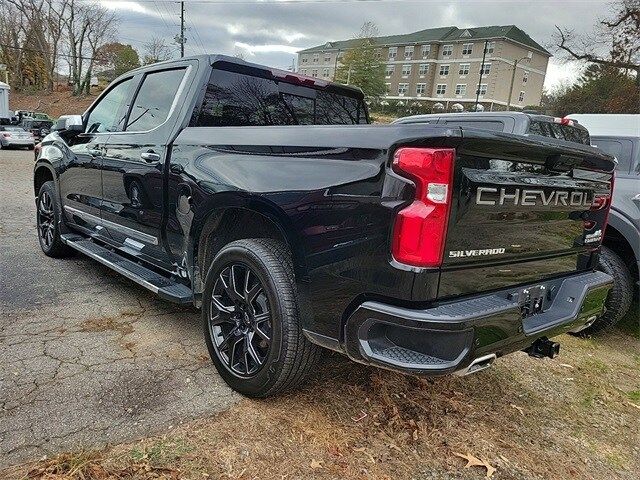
left=33, top=56, right=615, bottom=397
left=395, top=111, right=635, bottom=333
left=0, top=125, right=35, bottom=149
left=19, top=118, right=54, bottom=142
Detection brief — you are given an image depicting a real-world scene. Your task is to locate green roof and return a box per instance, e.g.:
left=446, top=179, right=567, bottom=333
left=299, top=25, right=550, bottom=55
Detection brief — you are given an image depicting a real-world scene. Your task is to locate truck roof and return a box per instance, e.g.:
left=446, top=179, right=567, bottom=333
left=127, top=54, right=365, bottom=97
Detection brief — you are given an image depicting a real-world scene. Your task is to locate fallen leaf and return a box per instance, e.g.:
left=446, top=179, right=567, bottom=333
left=559, top=363, right=574, bottom=369
left=510, top=403, right=525, bottom=416
left=310, top=459, right=323, bottom=469
left=453, top=452, right=497, bottom=478
left=351, top=410, right=368, bottom=422
left=626, top=401, right=640, bottom=411
left=412, top=429, right=419, bottom=441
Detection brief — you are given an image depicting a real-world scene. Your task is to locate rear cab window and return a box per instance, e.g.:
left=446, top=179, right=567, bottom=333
left=193, top=63, right=368, bottom=127
left=527, top=119, right=590, bottom=145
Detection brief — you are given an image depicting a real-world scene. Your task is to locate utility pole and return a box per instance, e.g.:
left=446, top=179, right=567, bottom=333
left=507, top=54, right=531, bottom=111
left=180, top=1, right=185, bottom=58
left=475, top=40, right=488, bottom=109
left=174, top=1, right=186, bottom=57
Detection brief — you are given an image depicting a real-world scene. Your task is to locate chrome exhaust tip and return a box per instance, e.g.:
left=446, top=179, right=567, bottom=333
left=454, top=353, right=497, bottom=376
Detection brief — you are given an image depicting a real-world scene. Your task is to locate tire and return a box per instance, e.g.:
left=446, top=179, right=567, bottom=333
left=202, top=238, right=320, bottom=397
left=36, top=181, right=72, bottom=258
left=579, top=246, right=634, bottom=335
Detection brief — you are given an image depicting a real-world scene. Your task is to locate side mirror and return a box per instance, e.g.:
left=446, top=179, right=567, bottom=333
left=54, top=114, right=83, bottom=133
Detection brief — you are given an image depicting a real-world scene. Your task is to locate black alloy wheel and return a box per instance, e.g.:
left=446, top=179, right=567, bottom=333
left=202, top=239, right=320, bottom=397
left=208, top=262, right=272, bottom=377
left=36, top=181, right=72, bottom=258
left=37, top=190, right=56, bottom=250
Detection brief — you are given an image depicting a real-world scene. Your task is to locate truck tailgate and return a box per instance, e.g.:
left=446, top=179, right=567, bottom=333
left=436, top=130, right=614, bottom=299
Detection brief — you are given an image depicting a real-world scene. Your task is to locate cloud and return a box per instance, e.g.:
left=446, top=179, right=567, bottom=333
left=109, top=0, right=611, bottom=88
left=99, top=1, right=149, bottom=15
left=234, top=42, right=302, bottom=55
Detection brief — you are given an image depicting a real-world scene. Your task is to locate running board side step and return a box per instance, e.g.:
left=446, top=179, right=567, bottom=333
left=60, top=234, right=193, bottom=304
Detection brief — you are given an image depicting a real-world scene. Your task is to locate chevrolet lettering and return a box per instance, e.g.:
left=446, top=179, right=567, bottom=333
left=476, top=187, right=595, bottom=207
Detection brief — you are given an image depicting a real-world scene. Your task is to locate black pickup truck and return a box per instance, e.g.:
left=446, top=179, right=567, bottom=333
left=34, top=55, right=615, bottom=397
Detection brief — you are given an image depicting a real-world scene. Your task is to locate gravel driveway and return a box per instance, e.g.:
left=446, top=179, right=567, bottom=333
left=0, top=150, right=238, bottom=468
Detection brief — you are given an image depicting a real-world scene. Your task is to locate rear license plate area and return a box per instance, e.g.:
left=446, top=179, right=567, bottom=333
left=508, top=285, right=548, bottom=318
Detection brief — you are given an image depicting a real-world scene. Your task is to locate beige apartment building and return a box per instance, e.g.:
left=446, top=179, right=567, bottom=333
left=297, top=25, right=550, bottom=109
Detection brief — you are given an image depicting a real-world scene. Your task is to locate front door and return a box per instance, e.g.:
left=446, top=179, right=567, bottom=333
left=100, top=67, right=189, bottom=271
left=59, top=76, right=135, bottom=236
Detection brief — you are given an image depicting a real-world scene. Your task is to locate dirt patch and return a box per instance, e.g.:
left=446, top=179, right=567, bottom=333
left=80, top=316, right=135, bottom=336
left=9, top=91, right=96, bottom=119
left=6, top=319, right=639, bottom=480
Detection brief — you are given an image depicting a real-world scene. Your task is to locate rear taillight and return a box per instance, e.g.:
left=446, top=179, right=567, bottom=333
left=391, top=147, right=455, bottom=267
left=2, top=133, right=11, bottom=138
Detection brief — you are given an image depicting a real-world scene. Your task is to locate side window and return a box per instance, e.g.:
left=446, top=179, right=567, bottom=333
left=591, top=137, right=633, bottom=174
left=85, top=78, right=134, bottom=133
left=125, top=68, right=186, bottom=132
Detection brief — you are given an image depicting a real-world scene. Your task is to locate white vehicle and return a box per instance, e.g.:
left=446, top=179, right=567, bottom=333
left=0, top=126, right=35, bottom=150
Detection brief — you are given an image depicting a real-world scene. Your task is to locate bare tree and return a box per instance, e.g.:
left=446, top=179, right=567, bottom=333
left=554, top=0, right=640, bottom=85
left=63, top=0, right=116, bottom=95
left=142, top=37, right=172, bottom=65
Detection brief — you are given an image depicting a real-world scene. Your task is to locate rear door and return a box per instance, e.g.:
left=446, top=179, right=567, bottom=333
left=436, top=131, right=614, bottom=298
left=100, top=66, right=190, bottom=270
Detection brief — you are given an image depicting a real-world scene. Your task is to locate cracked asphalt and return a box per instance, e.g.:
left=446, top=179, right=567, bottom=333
left=0, top=150, right=238, bottom=468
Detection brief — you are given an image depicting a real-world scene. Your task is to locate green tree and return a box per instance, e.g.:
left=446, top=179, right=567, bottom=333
left=334, top=22, right=386, bottom=98
left=546, top=65, right=639, bottom=115
left=95, top=42, right=140, bottom=81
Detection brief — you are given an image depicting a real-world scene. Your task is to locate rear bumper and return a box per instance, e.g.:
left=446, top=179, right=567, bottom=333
left=1, top=139, right=34, bottom=147
left=343, top=271, right=613, bottom=376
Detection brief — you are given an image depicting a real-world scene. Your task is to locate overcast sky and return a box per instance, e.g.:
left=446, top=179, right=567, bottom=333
left=99, top=0, right=613, bottom=91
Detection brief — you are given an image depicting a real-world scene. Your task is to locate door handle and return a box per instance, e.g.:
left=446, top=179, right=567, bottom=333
left=140, top=151, right=161, bottom=163
left=88, top=148, right=102, bottom=157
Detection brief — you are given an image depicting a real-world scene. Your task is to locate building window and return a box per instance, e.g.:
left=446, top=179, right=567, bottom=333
left=323, top=68, right=329, bottom=77
left=436, top=84, right=446, bottom=95
left=385, top=83, right=391, bottom=94
left=455, top=84, right=467, bottom=96
left=442, top=45, right=453, bottom=57
left=418, top=64, right=429, bottom=76
left=421, top=44, right=430, bottom=58
left=458, top=63, right=470, bottom=76
left=523, top=71, right=529, bottom=83
left=398, top=83, right=408, bottom=96
left=312, top=53, right=319, bottom=63
left=402, top=64, right=412, bottom=77
left=484, top=42, right=495, bottom=54
left=311, top=69, right=318, bottom=77
left=375, top=49, right=382, bottom=60
left=518, top=91, right=525, bottom=102
left=416, top=83, right=426, bottom=95
left=385, top=65, right=394, bottom=77
left=388, top=47, right=397, bottom=60
left=477, top=84, right=487, bottom=95
left=479, top=63, right=491, bottom=75
left=439, top=65, right=450, bottom=76
left=462, top=43, right=473, bottom=55
left=324, top=53, right=331, bottom=63
left=337, top=51, right=344, bottom=59
left=404, top=46, right=414, bottom=59
left=301, top=57, right=308, bottom=64
left=300, top=69, right=307, bottom=75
